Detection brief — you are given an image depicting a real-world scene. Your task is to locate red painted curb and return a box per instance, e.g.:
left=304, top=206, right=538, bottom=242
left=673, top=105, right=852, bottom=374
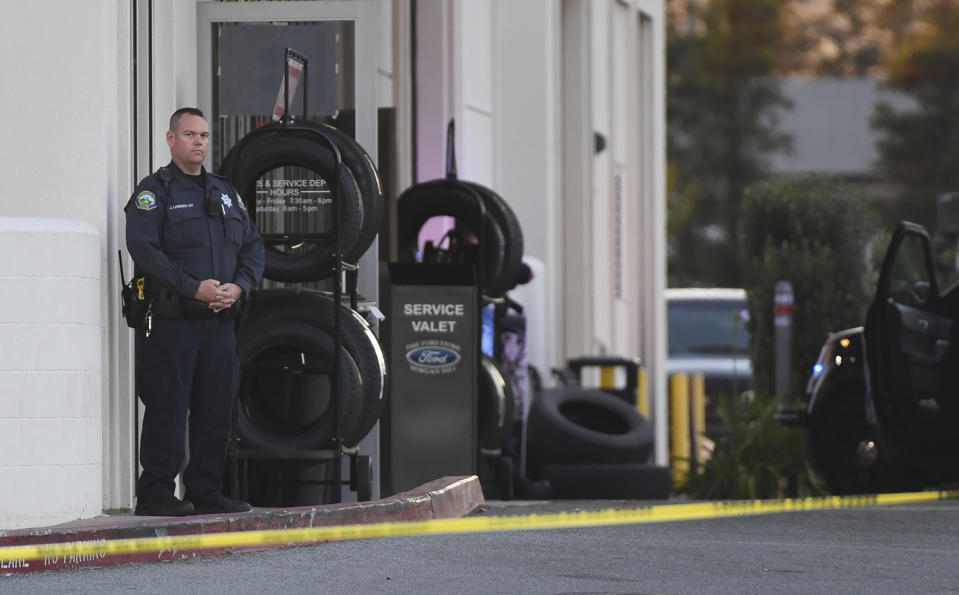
left=0, top=475, right=485, bottom=575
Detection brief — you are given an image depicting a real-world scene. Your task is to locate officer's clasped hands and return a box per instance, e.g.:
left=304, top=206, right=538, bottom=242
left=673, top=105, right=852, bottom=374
left=213, top=282, right=243, bottom=312
left=195, top=278, right=221, bottom=303
left=192, top=278, right=242, bottom=312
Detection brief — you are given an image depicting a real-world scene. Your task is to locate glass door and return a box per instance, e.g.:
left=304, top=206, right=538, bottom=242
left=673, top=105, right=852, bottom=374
left=209, top=21, right=355, bottom=167
left=197, top=1, right=378, bottom=294
left=197, top=0, right=380, bottom=501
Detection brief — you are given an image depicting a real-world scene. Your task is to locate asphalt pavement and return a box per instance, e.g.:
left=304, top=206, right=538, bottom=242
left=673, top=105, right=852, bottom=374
left=4, top=498, right=959, bottom=594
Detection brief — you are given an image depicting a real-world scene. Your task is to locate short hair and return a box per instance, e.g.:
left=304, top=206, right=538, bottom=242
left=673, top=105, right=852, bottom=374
left=169, top=107, right=205, bottom=132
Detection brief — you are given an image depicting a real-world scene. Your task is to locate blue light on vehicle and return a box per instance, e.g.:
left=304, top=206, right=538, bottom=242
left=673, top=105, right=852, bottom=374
left=812, top=363, right=824, bottom=377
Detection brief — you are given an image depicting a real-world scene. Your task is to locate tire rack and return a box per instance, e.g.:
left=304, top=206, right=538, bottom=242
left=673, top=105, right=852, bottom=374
left=228, top=264, right=373, bottom=504
left=226, top=58, right=374, bottom=503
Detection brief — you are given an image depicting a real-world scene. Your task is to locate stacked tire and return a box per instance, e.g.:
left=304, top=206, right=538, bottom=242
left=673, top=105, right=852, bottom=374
left=394, top=176, right=524, bottom=497
left=396, top=179, right=524, bottom=298
left=220, top=120, right=383, bottom=282
left=220, top=120, right=386, bottom=504
left=236, top=288, right=386, bottom=450
left=478, top=353, right=515, bottom=455
left=526, top=387, right=672, bottom=499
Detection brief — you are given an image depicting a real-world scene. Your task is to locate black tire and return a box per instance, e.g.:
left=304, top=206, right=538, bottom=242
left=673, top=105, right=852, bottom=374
left=313, top=122, right=384, bottom=260
left=236, top=319, right=363, bottom=450
left=539, top=463, right=673, bottom=499
left=478, top=453, right=516, bottom=501
left=526, top=387, right=655, bottom=478
left=246, top=289, right=386, bottom=444
left=238, top=288, right=386, bottom=447
left=354, top=454, right=373, bottom=502
left=397, top=179, right=520, bottom=298
left=462, top=182, right=524, bottom=296
left=478, top=354, right=516, bottom=453
left=805, top=379, right=882, bottom=495
left=219, top=121, right=365, bottom=282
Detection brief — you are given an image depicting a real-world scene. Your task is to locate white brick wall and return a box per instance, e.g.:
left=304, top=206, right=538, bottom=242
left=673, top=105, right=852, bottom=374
left=0, top=218, right=102, bottom=530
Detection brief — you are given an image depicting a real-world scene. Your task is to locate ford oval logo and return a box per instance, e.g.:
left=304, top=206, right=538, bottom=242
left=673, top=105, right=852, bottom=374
left=406, top=346, right=461, bottom=368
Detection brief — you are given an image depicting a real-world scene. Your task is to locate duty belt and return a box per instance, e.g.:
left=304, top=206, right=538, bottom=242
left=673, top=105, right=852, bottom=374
left=153, top=287, right=238, bottom=323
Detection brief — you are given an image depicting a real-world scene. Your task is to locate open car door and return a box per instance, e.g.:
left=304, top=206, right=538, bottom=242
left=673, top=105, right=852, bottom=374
left=864, top=221, right=956, bottom=461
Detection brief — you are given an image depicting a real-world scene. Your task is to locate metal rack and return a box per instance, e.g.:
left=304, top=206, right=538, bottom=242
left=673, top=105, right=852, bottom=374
left=226, top=49, right=372, bottom=505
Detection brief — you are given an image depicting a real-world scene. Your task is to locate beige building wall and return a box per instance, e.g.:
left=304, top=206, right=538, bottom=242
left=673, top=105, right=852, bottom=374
left=0, top=0, right=123, bottom=528
left=0, top=0, right=668, bottom=527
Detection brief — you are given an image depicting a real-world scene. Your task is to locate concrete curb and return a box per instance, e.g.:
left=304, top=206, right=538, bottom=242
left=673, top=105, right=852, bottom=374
left=0, top=475, right=485, bottom=574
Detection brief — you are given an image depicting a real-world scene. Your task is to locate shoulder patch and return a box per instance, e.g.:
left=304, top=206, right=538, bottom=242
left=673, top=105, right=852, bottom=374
left=136, top=190, right=158, bottom=211
left=237, top=194, right=247, bottom=211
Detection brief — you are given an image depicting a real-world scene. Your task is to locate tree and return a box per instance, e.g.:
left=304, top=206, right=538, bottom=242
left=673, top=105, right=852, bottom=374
left=679, top=176, right=876, bottom=501
left=667, top=0, right=795, bottom=287
left=871, top=4, right=959, bottom=230
left=793, top=0, right=884, bottom=76
left=741, top=176, right=876, bottom=399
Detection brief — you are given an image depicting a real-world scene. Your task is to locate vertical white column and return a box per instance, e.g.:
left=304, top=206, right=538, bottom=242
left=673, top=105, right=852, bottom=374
left=493, top=0, right=562, bottom=374
left=0, top=220, right=102, bottom=529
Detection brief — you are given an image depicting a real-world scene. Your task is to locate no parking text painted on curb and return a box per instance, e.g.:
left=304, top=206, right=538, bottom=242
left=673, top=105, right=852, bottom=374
left=2, top=489, right=957, bottom=572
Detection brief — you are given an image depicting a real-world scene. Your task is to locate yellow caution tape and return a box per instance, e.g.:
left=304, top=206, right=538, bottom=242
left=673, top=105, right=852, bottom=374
left=2, top=490, right=957, bottom=564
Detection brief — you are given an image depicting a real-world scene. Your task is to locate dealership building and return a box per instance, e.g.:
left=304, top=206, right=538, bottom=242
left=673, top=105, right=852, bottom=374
left=0, top=0, right=665, bottom=529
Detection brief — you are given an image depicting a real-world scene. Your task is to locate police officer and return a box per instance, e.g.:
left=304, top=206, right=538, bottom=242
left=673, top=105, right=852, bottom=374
left=125, top=107, right=265, bottom=516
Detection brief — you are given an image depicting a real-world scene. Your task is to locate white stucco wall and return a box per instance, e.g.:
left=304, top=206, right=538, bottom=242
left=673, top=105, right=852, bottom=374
left=0, top=219, right=102, bottom=530
left=493, top=0, right=668, bottom=462
left=0, top=2, right=112, bottom=227
left=416, top=0, right=666, bottom=401
left=493, top=0, right=561, bottom=378
left=0, top=1, right=120, bottom=527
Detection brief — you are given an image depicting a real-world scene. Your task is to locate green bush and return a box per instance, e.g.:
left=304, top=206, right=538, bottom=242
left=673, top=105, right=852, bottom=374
left=680, top=175, right=878, bottom=499
left=680, top=393, right=825, bottom=500
left=742, top=175, right=877, bottom=400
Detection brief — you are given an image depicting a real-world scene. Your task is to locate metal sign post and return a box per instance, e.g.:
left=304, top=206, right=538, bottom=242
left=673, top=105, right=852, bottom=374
left=774, top=281, right=794, bottom=406
left=272, top=48, right=308, bottom=122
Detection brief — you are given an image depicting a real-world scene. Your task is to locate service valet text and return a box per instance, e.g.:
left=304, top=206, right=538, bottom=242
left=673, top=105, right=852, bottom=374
left=403, top=303, right=465, bottom=332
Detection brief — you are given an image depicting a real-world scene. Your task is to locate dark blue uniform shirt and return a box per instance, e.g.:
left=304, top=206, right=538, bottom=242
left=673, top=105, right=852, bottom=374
left=124, top=162, right=264, bottom=299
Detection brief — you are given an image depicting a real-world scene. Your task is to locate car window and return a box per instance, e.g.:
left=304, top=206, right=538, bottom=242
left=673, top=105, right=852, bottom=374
left=668, top=299, right=750, bottom=355
left=888, top=234, right=933, bottom=308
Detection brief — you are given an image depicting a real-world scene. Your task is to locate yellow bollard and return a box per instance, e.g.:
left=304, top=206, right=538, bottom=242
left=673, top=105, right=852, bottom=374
left=690, top=373, right=706, bottom=470
left=636, top=368, right=649, bottom=418
left=670, top=374, right=691, bottom=488
left=599, top=366, right=616, bottom=391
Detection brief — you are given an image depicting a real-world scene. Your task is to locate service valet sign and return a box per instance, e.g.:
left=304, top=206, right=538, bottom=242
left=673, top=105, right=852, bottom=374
left=403, top=302, right=466, bottom=375
left=383, top=263, right=477, bottom=494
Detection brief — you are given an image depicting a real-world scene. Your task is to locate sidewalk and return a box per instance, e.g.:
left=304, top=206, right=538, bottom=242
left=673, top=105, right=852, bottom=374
left=0, top=475, right=484, bottom=575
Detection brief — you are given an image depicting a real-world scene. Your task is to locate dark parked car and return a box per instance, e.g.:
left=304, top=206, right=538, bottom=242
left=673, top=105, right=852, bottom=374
left=798, top=221, right=959, bottom=493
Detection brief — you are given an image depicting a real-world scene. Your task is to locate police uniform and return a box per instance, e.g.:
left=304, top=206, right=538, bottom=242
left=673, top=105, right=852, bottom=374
left=125, top=161, right=264, bottom=509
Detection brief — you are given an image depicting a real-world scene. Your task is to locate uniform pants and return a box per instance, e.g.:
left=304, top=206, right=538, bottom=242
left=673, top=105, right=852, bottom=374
left=135, top=316, right=238, bottom=502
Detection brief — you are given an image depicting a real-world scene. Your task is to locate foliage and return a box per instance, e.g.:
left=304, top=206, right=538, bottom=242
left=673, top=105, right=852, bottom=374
left=667, top=0, right=795, bottom=287
left=804, top=0, right=883, bottom=76
left=679, top=392, right=826, bottom=500
left=680, top=176, right=876, bottom=500
left=741, top=176, right=877, bottom=399
left=870, top=4, right=959, bottom=230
